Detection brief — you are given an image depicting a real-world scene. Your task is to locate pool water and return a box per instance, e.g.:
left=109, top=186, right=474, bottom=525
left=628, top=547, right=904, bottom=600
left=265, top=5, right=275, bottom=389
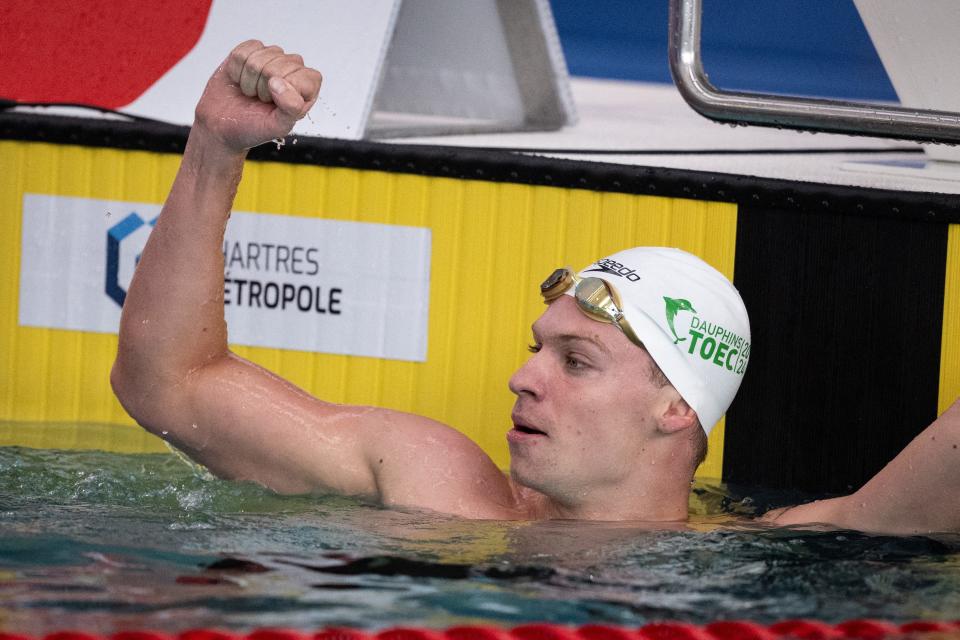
left=2, top=443, right=959, bottom=634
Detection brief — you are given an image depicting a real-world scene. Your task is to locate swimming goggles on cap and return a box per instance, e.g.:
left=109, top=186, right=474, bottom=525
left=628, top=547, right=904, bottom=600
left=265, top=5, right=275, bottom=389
left=540, top=268, right=644, bottom=348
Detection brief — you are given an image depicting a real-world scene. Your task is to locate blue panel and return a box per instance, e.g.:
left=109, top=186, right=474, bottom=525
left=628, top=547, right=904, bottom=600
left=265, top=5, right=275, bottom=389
left=549, top=0, right=898, bottom=101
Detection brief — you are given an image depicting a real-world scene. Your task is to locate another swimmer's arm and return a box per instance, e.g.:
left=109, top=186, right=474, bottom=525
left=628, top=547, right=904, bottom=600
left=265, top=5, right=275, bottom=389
left=765, top=399, right=960, bottom=534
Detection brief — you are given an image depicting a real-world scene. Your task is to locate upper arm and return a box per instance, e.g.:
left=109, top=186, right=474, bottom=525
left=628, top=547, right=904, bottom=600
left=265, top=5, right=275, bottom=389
left=764, top=399, right=960, bottom=534
left=124, top=352, right=377, bottom=496
left=115, top=351, right=516, bottom=515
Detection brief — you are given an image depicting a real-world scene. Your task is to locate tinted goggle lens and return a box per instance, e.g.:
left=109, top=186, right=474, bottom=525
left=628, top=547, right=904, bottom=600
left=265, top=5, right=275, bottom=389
left=574, top=277, right=622, bottom=322
left=539, top=267, right=643, bottom=348
left=541, top=267, right=620, bottom=316
left=540, top=267, right=574, bottom=302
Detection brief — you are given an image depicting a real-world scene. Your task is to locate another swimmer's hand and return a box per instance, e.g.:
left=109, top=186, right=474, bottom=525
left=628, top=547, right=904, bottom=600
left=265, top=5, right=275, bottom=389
left=193, top=39, right=322, bottom=154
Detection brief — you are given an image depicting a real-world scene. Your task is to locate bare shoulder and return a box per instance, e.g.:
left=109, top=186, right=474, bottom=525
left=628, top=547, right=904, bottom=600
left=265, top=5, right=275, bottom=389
left=361, top=408, right=523, bottom=519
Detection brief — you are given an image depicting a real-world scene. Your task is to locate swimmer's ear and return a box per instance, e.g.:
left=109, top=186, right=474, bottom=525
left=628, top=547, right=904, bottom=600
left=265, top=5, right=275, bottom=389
left=658, top=396, right=698, bottom=434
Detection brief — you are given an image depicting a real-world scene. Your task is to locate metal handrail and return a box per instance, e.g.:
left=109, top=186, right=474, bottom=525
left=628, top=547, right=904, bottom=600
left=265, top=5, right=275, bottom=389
left=668, top=0, right=960, bottom=144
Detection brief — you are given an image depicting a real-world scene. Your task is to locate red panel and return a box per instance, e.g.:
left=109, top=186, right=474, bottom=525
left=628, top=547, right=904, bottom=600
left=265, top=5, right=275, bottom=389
left=0, top=0, right=212, bottom=108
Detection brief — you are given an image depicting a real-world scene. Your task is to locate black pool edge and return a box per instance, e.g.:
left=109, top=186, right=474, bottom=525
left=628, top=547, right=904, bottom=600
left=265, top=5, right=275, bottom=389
left=2, top=111, right=960, bottom=224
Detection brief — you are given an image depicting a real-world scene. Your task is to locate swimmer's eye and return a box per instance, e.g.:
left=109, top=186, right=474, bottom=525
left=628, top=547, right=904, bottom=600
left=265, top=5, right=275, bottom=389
left=527, top=343, right=542, bottom=353
left=565, top=355, right=587, bottom=371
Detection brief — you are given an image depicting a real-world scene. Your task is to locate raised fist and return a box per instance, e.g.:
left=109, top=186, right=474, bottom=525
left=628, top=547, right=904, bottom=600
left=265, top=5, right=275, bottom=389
left=194, top=40, right=323, bottom=153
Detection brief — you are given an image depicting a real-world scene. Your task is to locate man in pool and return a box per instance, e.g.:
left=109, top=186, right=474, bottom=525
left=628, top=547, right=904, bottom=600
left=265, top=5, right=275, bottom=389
left=112, top=41, right=960, bottom=533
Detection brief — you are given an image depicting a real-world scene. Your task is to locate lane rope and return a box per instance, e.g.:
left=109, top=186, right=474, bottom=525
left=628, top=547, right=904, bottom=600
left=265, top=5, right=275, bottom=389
left=3, top=621, right=960, bottom=640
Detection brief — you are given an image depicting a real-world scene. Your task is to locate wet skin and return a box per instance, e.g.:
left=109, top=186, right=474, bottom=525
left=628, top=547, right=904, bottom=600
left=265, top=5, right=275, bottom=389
left=112, top=40, right=960, bottom=534
left=507, top=296, right=698, bottom=520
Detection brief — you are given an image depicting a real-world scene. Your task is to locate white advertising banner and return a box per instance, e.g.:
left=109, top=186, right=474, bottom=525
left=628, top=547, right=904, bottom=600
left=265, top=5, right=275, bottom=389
left=19, top=194, right=432, bottom=362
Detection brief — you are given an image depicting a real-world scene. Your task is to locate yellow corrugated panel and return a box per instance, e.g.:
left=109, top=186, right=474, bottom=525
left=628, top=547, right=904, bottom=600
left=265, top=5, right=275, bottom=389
left=0, top=142, right=181, bottom=450
left=0, top=422, right=168, bottom=453
left=0, top=142, right=23, bottom=423
left=940, top=223, right=960, bottom=415
left=1, top=140, right=736, bottom=478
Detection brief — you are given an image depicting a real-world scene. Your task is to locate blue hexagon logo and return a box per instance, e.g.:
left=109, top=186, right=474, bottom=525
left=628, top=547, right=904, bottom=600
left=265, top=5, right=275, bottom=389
left=105, top=212, right=158, bottom=307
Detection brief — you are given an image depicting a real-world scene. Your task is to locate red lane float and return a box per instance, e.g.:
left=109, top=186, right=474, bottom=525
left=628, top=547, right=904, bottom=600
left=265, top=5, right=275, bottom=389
left=3, top=622, right=960, bottom=640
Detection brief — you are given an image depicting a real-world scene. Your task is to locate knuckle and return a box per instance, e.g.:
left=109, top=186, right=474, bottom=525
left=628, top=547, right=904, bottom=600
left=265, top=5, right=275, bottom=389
left=231, top=39, right=261, bottom=59
left=244, top=53, right=264, bottom=71
left=263, top=54, right=294, bottom=75
left=305, top=69, right=323, bottom=90
left=249, top=49, right=282, bottom=72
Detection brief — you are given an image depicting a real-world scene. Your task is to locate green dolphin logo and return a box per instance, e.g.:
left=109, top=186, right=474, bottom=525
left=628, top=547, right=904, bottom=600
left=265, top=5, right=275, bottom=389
left=663, top=296, right=696, bottom=344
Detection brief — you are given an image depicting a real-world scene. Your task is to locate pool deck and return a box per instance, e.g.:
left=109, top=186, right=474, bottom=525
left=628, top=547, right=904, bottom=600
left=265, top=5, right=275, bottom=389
left=387, top=77, right=960, bottom=197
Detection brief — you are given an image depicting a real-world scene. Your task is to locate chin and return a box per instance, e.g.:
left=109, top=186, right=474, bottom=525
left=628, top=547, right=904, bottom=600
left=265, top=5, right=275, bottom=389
left=509, top=458, right=552, bottom=495
left=508, top=458, right=533, bottom=486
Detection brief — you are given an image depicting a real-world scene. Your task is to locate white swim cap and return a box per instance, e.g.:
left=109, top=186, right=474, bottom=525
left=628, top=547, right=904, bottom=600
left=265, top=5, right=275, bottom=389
left=567, top=247, right=751, bottom=434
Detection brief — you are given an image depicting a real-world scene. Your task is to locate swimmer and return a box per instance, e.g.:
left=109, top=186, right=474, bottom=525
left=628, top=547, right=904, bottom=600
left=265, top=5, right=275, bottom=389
left=112, top=41, right=960, bottom=533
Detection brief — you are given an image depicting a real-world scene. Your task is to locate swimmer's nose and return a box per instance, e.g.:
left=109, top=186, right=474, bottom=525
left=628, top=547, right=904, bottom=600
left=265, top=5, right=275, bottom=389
left=508, top=349, right=545, bottom=399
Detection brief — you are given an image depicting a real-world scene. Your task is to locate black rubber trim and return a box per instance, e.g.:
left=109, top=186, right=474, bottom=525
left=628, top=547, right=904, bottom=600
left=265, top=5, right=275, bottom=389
left=726, top=204, right=948, bottom=494
left=0, top=112, right=192, bottom=155
left=3, top=111, right=960, bottom=222
left=462, top=145, right=924, bottom=156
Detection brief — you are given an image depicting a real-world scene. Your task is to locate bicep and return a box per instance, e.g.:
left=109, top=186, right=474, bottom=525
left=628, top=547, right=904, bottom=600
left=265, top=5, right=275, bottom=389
left=134, top=352, right=515, bottom=515
left=141, top=353, right=380, bottom=496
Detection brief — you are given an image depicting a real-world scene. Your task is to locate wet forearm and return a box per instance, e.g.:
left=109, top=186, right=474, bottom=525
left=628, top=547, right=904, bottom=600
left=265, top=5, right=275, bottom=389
left=844, top=400, right=960, bottom=534
left=769, top=401, right=960, bottom=534
left=115, top=125, right=246, bottom=388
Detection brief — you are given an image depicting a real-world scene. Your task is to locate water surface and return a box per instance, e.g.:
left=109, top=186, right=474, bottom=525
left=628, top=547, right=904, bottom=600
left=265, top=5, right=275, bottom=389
left=2, top=444, right=959, bottom=634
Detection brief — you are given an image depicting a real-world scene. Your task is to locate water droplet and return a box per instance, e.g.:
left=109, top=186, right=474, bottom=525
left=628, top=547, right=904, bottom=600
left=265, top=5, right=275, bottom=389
left=161, top=430, right=169, bottom=435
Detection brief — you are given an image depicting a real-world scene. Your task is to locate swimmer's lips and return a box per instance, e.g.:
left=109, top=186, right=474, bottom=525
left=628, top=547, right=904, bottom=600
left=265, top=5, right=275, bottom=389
left=508, top=416, right=548, bottom=442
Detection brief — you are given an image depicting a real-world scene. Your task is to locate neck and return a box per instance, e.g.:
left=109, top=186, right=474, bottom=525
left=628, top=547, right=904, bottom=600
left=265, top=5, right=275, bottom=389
left=518, top=442, right=695, bottom=522
left=549, top=478, right=691, bottom=522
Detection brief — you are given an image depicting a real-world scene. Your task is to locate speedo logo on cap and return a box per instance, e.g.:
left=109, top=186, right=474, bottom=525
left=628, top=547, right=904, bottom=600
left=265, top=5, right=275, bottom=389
left=584, top=258, right=640, bottom=282
left=664, top=297, right=750, bottom=375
